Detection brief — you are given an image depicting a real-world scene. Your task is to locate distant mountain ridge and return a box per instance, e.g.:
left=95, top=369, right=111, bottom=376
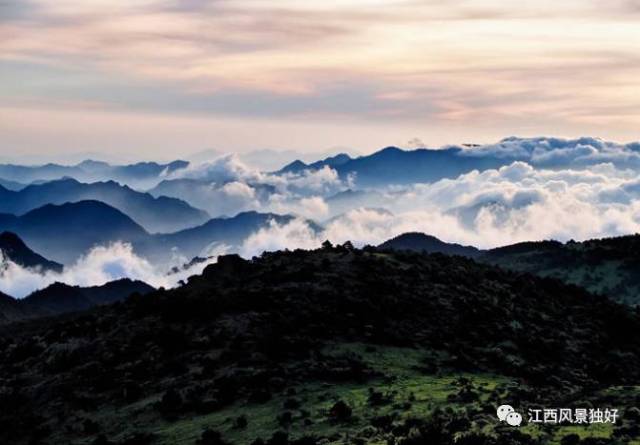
left=0, top=178, right=209, bottom=233
left=0, top=201, right=296, bottom=265
left=0, top=200, right=149, bottom=264
left=0, top=178, right=26, bottom=191
left=0, top=159, right=189, bottom=186
left=278, top=146, right=510, bottom=186
left=0, top=231, right=63, bottom=273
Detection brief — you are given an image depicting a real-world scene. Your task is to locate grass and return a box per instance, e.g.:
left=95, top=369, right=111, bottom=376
left=64, top=343, right=638, bottom=444
left=151, top=343, right=507, bottom=444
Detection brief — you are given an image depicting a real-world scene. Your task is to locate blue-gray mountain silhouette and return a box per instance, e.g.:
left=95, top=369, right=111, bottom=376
left=0, top=178, right=209, bottom=233
left=279, top=146, right=509, bottom=186
left=0, top=201, right=294, bottom=265
left=0, top=178, right=25, bottom=191
left=0, top=159, right=188, bottom=185
left=0, top=201, right=149, bottom=264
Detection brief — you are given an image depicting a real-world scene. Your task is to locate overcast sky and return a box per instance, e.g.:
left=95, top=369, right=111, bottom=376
left=2, top=0, right=640, bottom=161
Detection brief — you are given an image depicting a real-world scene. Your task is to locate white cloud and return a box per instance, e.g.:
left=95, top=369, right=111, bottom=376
left=460, top=137, right=640, bottom=170
left=155, top=155, right=350, bottom=217
left=0, top=243, right=218, bottom=298
left=164, top=154, right=261, bottom=183
left=237, top=159, right=640, bottom=255
left=240, top=218, right=321, bottom=257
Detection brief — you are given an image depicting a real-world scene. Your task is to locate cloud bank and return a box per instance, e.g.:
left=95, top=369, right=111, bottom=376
left=0, top=243, right=217, bottom=298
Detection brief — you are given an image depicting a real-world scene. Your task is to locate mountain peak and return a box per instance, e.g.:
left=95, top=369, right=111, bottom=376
left=375, top=146, right=404, bottom=155
left=277, top=159, right=308, bottom=174
left=379, top=232, right=480, bottom=258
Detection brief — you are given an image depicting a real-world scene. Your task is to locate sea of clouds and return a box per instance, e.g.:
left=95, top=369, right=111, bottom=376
left=3, top=136, right=640, bottom=298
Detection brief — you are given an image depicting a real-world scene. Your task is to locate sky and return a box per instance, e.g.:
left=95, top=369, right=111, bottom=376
left=2, top=0, right=640, bottom=161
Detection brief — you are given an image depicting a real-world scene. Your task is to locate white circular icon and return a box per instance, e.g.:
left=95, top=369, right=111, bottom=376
left=506, top=412, right=523, bottom=427
left=497, top=405, right=514, bottom=421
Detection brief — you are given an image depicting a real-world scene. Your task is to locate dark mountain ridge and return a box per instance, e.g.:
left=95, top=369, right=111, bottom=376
left=379, top=232, right=481, bottom=258
left=380, top=231, right=640, bottom=305
left=479, top=234, right=640, bottom=305
left=0, top=279, right=154, bottom=325
left=22, top=279, right=155, bottom=316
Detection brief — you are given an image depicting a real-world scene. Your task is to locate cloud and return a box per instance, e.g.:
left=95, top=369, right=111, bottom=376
left=236, top=157, right=640, bottom=256
left=165, top=154, right=259, bottom=183
left=240, top=218, right=321, bottom=257
left=155, top=154, right=350, bottom=217
left=0, top=242, right=217, bottom=298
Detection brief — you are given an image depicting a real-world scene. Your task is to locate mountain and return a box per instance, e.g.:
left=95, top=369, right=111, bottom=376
left=278, top=153, right=352, bottom=174
left=0, top=160, right=189, bottom=187
left=0, top=201, right=149, bottom=264
left=143, top=211, right=295, bottom=261
left=148, top=178, right=276, bottom=217
left=0, top=231, right=63, bottom=272
left=479, top=235, right=640, bottom=305
left=0, top=279, right=154, bottom=324
left=0, top=246, right=639, bottom=444
left=379, top=232, right=481, bottom=258
left=380, top=231, right=640, bottom=306
left=324, top=189, right=385, bottom=216
left=0, top=178, right=210, bottom=233
left=22, top=279, right=155, bottom=316
left=0, top=201, right=296, bottom=265
left=0, top=178, right=26, bottom=191
left=0, top=291, right=31, bottom=324
left=279, top=146, right=511, bottom=186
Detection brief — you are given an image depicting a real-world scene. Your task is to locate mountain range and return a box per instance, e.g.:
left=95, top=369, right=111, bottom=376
left=0, top=178, right=209, bottom=233
left=0, top=200, right=293, bottom=265
left=0, top=201, right=149, bottom=265
left=279, top=146, right=510, bottom=186
left=0, top=159, right=189, bottom=187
